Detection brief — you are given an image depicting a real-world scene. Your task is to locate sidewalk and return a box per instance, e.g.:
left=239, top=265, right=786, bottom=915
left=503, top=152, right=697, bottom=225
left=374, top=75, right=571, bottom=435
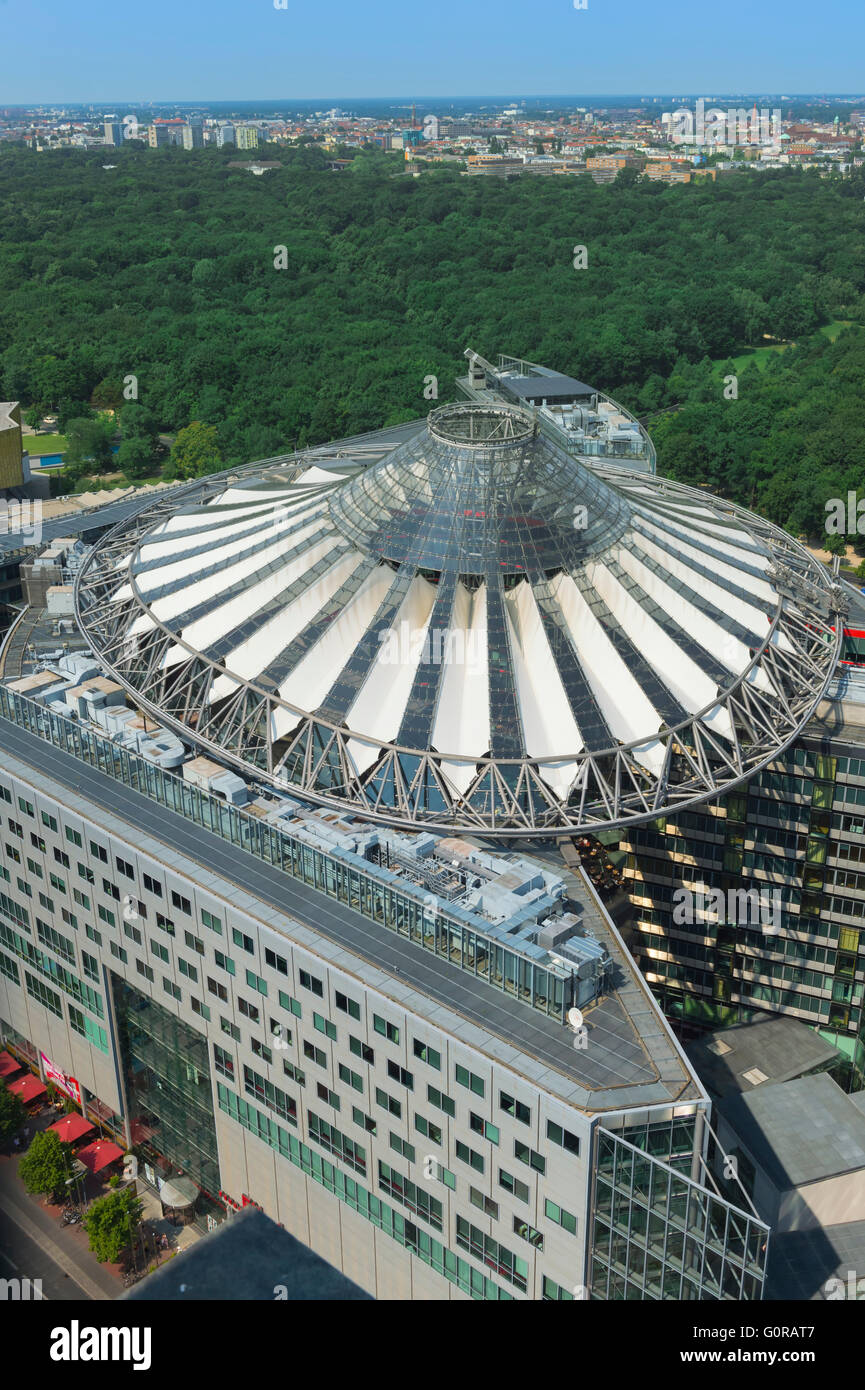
left=0, top=1107, right=200, bottom=1298
left=0, top=1150, right=117, bottom=1299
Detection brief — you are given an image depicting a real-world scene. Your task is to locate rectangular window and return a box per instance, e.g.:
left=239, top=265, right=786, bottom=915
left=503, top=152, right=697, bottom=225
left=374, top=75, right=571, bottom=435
left=163, top=978, right=182, bottom=1002
left=500, top=1091, right=531, bottom=1125
left=136, top=959, right=154, bottom=983
left=470, top=1113, right=499, bottom=1145
left=232, top=928, right=254, bottom=955
left=170, top=890, right=191, bottom=915
left=544, top=1197, right=578, bottom=1235
left=143, top=873, right=162, bottom=897
left=81, top=950, right=99, bottom=982
left=278, top=990, right=302, bottom=1018
left=387, top=1059, right=413, bottom=1090
left=427, top=1084, right=455, bottom=1118
left=246, top=970, right=268, bottom=996
left=389, top=1133, right=416, bottom=1163
left=155, top=913, right=175, bottom=936
left=116, top=856, right=135, bottom=879
left=414, top=1114, right=442, bottom=1146
left=335, top=989, right=360, bottom=1020
left=237, top=996, right=259, bottom=1022
left=64, top=826, right=82, bottom=847
left=513, top=1216, right=544, bottom=1250
left=220, top=1016, right=241, bottom=1041
left=90, top=841, right=108, bottom=863
left=455, top=1139, right=484, bottom=1174
left=213, top=1044, right=235, bottom=1080
left=373, top=1014, right=399, bottom=1044
left=375, top=1087, right=401, bottom=1118
left=178, top=957, right=198, bottom=982
left=499, top=1169, right=530, bottom=1203
left=316, top=1083, right=340, bottom=1111
left=338, top=1062, right=363, bottom=1092
left=191, top=996, right=210, bottom=1021
left=313, top=1012, right=337, bottom=1040
left=455, top=1063, right=485, bottom=1097
left=265, top=947, right=289, bottom=975
left=412, top=1038, right=441, bottom=1070
left=303, top=1041, right=327, bottom=1068
left=349, top=1036, right=374, bottom=1065
left=470, top=1187, right=499, bottom=1219
left=214, top=950, right=235, bottom=975
left=201, top=908, right=222, bottom=934
left=351, top=1106, right=376, bottom=1135
left=184, top=931, right=205, bottom=955
left=546, top=1120, right=581, bottom=1157
left=514, top=1140, right=545, bottom=1175
left=542, top=1276, right=574, bottom=1302
left=207, top=977, right=229, bottom=1003
left=150, top=939, right=170, bottom=964
left=299, top=968, right=324, bottom=997
left=251, top=1038, right=273, bottom=1065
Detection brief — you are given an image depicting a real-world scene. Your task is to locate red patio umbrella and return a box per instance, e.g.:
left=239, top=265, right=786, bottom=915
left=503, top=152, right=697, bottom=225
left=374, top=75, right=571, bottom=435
left=48, top=1113, right=95, bottom=1144
left=75, top=1139, right=125, bottom=1174
left=7, top=1073, right=47, bottom=1103
left=0, top=1050, right=22, bottom=1079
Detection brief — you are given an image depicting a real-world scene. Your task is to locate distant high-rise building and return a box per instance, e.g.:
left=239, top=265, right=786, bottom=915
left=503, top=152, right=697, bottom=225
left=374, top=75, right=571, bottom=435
left=182, top=122, right=204, bottom=149
left=422, top=115, right=440, bottom=141
left=147, top=124, right=171, bottom=148
left=235, top=126, right=260, bottom=151
left=216, top=124, right=236, bottom=148
left=103, top=120, right=123, bottom=146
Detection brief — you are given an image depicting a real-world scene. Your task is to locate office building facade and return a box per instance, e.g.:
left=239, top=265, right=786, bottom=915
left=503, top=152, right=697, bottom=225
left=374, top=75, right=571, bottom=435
left=621, top=674, right=865, bottom=1084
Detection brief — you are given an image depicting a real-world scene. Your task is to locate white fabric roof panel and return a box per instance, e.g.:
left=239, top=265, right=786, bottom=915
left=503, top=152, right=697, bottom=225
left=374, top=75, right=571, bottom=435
left=86, top=398, right=838, bottom=831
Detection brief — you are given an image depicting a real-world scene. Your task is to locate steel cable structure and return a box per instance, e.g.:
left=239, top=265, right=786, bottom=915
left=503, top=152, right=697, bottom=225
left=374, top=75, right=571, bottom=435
left=75, top=397, right=845, bottom=836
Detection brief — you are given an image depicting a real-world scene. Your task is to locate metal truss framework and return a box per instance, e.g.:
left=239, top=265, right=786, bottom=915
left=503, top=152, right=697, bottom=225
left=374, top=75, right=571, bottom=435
left=75, top=448, right=844, bottom=839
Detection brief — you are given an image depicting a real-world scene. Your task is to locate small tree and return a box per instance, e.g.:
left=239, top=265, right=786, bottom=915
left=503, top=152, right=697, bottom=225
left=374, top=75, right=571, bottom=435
left=83, top=1187, right=143, bottom=1264
left=0, top=1084, right=26, bottom=1147
left=170, top=421, right=223, bottom=480
left=65, top=416, right=115, bottom=474
left=19, top=1130, right=73, bottom=1200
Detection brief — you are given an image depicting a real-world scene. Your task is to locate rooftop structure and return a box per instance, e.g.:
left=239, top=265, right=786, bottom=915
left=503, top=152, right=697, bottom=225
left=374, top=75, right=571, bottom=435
left=75, top=390, right=843, bottom=838
left=457, top=350, right=657, bottom=472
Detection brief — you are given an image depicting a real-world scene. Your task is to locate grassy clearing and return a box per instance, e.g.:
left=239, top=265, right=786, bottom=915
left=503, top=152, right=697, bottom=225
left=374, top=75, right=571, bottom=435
left=25, top=433, right=68, bottom=456
left=711, top=320, right=858, bottom=377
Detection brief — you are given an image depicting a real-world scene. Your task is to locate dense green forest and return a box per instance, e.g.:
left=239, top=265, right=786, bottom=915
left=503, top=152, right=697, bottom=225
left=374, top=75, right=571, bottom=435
left=2, top=142, right=865, bottom=536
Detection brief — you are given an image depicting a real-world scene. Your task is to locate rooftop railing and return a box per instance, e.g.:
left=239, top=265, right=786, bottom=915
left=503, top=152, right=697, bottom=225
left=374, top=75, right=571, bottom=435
left=0, top=682, right=575, bottom=1022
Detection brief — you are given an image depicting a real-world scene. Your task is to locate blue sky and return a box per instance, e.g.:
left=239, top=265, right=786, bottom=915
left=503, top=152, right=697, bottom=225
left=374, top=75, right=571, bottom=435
left=3, top=0, right=864, bottom=104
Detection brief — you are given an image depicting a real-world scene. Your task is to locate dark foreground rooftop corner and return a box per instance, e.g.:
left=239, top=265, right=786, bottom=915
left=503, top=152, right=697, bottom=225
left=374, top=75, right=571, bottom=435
left=124, top=1208, right=373, bottom=1301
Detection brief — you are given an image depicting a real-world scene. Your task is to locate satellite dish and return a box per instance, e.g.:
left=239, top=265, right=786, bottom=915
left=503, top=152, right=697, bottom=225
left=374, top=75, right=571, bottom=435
left=567, top=1007, right=584, bottom=1031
